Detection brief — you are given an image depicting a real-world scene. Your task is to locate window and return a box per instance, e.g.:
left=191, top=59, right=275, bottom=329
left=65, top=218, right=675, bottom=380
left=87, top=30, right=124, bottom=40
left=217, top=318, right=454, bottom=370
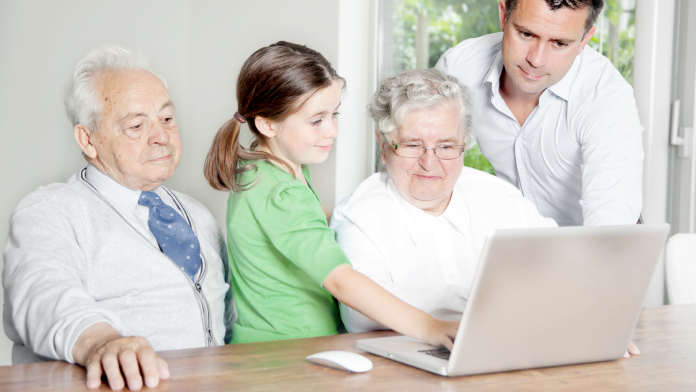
left=378, top=0, right=636, bottom=174
left=588, top=0, right=636, bottom=85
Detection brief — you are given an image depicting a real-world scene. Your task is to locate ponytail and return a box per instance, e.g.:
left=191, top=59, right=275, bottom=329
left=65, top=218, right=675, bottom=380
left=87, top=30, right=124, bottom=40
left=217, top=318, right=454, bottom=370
left=206, top=41, right=343, bottom=192
left=204, top=116, right=294, bottom=192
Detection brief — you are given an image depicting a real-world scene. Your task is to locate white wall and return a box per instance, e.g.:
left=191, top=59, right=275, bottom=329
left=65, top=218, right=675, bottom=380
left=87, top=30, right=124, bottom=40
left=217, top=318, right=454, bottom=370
left=335, top=0, right=379, bottom=205
left=0, top=0, right=345, bottom=367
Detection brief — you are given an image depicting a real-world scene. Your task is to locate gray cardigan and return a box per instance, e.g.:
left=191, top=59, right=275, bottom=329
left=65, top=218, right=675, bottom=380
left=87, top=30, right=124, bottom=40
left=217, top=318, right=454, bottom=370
left=3, top=169, right=236, bottom=364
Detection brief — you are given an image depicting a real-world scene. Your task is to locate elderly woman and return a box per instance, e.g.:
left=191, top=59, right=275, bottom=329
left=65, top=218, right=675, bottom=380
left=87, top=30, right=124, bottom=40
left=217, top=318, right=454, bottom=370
left=330, top=69, right=556, bottom=332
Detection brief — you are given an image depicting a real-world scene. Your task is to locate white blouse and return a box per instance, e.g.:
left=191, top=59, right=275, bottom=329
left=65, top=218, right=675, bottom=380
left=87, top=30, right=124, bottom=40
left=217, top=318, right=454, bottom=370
left=330, top=167, right=557, bottom=332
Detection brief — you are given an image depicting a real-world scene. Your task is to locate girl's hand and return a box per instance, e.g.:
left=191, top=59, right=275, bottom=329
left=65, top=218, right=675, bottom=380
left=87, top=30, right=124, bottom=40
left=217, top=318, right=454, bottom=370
left=325, top=265, right=461, bottom=350
left=421, top=319, right=459, bottom=351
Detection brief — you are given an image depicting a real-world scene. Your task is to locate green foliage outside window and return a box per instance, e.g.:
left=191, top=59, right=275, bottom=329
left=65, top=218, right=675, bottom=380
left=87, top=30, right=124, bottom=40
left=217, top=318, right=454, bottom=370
left=390, top=0, right=635, bottom=176
left=393, top=0, right=502, bottom=175
left=463, top=144, right=496, bottom=175
left=587, top=0, right=635, bottom=85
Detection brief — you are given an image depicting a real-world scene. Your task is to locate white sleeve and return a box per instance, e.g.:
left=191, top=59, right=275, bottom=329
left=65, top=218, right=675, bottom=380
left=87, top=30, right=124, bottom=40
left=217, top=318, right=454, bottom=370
left=2, top=194, right=126, bottom=363
left=577, top=86, right=644, bottom=226
left=331, top=207, right=466, bottom=333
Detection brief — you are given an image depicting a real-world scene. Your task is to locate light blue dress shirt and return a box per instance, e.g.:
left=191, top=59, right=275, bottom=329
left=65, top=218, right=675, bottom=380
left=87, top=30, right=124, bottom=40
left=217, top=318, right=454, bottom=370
left=436, top=32, right=643, bottom=226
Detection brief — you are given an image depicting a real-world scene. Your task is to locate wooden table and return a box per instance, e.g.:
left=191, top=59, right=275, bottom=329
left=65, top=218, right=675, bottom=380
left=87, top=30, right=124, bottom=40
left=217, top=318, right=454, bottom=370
left=2, top=304, right=695, bottom=391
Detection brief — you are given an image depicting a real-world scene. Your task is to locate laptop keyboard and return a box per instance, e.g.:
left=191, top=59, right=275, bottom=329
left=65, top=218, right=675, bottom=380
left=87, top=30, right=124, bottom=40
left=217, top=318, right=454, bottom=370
left=418, top=347, right=451, bottom=360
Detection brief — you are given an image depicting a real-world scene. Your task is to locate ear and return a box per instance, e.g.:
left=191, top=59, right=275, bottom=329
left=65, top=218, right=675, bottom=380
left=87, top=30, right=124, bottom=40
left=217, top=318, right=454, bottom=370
left=578, top=25, right=597, bottom=55
left=255, top=116, right=277, bottom=139
left=74, top=124, right=98, bottom=159
left=498, top=0, right=508, bottom=32
left=375, top=130, right=388, bottom=165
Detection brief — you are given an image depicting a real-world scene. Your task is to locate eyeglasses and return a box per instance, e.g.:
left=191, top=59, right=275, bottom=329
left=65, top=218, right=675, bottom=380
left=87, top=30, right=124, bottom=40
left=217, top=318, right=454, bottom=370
left=383, top=133, right=465, bottom=160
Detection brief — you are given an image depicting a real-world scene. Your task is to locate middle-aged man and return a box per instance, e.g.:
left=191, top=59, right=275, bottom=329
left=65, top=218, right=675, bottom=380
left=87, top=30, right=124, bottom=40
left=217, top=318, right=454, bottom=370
left=3, top=46, right=236, bottom=391
left=435, top=0, right=643, bottom=226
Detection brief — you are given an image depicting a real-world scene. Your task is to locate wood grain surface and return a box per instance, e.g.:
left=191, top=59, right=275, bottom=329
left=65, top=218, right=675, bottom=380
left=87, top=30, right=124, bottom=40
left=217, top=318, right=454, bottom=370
left=1, top=304, right=695, bottom=391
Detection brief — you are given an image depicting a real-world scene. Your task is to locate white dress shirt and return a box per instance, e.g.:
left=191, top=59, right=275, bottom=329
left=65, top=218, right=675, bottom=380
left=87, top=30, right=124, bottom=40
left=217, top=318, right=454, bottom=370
left=330, top=168, right=556, bottom=332
left=85, top=164, right=180, bottom=248
left=435, top=32, right=643, bottom=226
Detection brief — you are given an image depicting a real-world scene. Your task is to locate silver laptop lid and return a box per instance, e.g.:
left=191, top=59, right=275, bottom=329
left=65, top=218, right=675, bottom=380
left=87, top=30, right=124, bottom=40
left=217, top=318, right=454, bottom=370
left=447, top=224, right=670, bottom=377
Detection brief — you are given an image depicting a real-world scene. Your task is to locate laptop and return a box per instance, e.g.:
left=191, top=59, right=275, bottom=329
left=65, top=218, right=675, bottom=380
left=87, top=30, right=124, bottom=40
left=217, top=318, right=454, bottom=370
left=357, top=224, right=670, bottom=377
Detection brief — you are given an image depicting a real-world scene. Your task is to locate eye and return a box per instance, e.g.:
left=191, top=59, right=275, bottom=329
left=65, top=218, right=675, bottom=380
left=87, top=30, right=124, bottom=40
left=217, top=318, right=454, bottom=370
left=332, top=111, right=340, bottom=117
left=438, top=145, right=455, bottom=150
left=402, top=143, right=422, bottom=150
left=520, top=31, right=533, bottom=39
left=311, top=118, right=322, bottom=126
left=130, top=123, right=143, bottom=130
left=553, top=41, right=568, bottom=49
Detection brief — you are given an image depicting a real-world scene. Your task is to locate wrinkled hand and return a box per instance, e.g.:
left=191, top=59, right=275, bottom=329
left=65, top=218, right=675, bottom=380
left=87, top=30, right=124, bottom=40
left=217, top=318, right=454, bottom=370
left=73, top=324, right=169, bottom=390
left=623, top=341, right=640, bottom=358
left=421, top=319, right=459, bottom=351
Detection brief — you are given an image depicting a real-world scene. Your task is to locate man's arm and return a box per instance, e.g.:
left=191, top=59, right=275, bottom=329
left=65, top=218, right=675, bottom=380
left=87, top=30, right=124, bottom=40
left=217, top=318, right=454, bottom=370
left=3, top=193, right=124, bottom=361
left=72, top=323, right=169, bottom=390
left=2, top=191, right=166, bottom=389
left=578, top=86, right=644, bottom=226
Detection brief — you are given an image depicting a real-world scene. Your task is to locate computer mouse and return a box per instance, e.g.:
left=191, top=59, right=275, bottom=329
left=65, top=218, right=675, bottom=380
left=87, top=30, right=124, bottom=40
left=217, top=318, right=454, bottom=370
left=306, top=351, right=373, bottom=373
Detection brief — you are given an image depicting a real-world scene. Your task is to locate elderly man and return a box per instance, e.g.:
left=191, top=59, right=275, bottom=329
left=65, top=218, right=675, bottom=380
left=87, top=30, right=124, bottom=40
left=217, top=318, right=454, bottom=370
left=332, top=68, right=555, bottom=331
left=435, top=0, right=643, bottom=226
left=3, top=46, right=236, bottom=391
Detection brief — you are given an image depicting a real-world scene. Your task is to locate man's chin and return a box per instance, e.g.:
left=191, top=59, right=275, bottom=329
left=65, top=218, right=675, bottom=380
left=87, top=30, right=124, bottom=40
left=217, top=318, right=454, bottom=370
left=144, top=166, right=177, bottom=184
left=516, top=82, right=547, bottom=95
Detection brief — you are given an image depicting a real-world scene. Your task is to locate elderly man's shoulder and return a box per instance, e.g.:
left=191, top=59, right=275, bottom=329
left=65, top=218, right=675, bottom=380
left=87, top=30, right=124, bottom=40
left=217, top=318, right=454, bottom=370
left=167, top=189, right=219, bottom=225
left=12, top=172, right=91, bottom=217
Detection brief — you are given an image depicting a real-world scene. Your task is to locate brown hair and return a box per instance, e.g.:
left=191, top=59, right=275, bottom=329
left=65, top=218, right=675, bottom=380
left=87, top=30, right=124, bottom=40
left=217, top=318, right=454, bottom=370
left=504, top=0, right=603, bottom=34
left=204, top=41, right=344, bottom=192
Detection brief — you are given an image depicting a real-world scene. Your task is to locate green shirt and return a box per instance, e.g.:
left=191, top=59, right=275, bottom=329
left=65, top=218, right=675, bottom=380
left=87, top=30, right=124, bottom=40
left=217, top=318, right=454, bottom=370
left=227, top=160, right=351, bottom=343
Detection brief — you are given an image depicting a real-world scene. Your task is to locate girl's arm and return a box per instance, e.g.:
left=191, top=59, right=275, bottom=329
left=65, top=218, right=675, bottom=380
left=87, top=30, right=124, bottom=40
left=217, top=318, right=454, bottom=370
left=324, top=264, right=459, bottom=350
left=321, top=205, right=332, bottom=224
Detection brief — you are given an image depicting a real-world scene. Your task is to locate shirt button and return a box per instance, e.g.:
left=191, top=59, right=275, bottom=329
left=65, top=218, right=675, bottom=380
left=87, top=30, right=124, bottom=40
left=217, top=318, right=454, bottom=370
left=449, top=274, right=455, bottom=280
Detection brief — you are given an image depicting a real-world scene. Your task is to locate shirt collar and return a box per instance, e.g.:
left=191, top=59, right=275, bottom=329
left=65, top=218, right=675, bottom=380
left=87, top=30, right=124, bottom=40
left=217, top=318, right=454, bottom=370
left=85, top=164, right=162, bottom=216
left=485, top=46, right=581, bottom=102
left=385, top=173, right=470, bottom=246
left=546, top=47, right=583, bottom=101
left=484, top=50, right=505, bottom=92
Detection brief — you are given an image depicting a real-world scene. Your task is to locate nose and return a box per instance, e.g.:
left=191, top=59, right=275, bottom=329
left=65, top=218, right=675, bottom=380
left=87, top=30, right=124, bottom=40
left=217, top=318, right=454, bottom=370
left=418, top=148, right=438, bottom=171
left=149, top=119, right=171, bottom=146
left=325, top=117, right=339, bottom=139
left=526, top=41, right=547, bottom=68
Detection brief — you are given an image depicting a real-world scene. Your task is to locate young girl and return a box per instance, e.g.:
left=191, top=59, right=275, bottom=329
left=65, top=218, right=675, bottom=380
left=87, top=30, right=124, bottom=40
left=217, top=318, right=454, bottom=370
left=205, top=41, right=457, bottom=348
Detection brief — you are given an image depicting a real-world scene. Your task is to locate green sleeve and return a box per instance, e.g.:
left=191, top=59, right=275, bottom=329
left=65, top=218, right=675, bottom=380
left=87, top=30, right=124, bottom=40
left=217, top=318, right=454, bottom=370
left=256, top=181, right=350, bottom=286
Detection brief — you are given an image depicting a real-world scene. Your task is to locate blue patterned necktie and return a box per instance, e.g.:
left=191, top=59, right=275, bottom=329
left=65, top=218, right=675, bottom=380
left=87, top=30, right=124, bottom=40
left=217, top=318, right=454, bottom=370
left=138, top=191, right=201, bottom=282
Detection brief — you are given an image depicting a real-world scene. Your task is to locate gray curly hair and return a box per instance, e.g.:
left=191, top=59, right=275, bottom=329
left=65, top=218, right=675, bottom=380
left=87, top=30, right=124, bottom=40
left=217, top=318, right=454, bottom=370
left=64, top=45, right=166, bottom=132
left=368, top=68, right=474, bottom=150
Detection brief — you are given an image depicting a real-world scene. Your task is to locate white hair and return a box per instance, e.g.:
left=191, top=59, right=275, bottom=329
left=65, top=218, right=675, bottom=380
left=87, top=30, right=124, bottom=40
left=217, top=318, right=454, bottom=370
left=64, top=45, right=167, bottom=131
left=368, top=68, right=474, bottom=148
